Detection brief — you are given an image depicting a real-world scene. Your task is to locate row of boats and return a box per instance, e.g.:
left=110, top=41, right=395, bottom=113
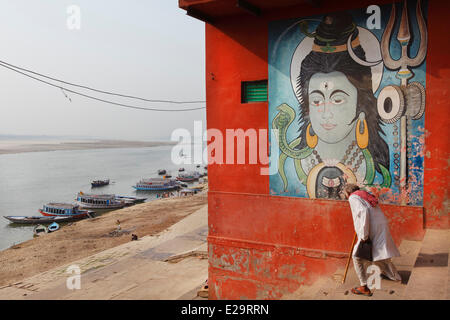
left=4, top=169, right=208, bottom=226
left=133, top=172, right=205, bottom=191
left=4, top=194, right=146, bottom=225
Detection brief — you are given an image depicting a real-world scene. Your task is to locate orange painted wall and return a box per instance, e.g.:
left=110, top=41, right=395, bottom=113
left=204, top=0, right=449, bottom=299
left=423, top=0, right=450, bottom=229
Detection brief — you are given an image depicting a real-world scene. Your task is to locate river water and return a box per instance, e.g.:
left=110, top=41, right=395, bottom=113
left=0, top=145, right=205, bottom=251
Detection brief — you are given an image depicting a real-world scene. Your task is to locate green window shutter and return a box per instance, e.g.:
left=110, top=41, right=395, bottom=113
left=242, top=80, right=268, bottom=103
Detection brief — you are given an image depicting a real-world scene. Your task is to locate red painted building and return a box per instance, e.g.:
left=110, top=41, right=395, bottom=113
left=179, top=0, right=449, bottom=299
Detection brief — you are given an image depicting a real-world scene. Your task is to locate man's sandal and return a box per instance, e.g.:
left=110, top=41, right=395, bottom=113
left=351, top=287, right=373, bottom=297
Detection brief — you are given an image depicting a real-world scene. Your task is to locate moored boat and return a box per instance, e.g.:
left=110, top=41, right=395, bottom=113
left=178, top=168, right=185, bottom=172
left=39, top=203, right=95, bottom=218
left=33, top=224, right=48, bottom=236
left=115, top=195, right=147, bottom=206
left=48, top=222, right=60, bottom=232
left=76, top=192, right=126, bottom=209
left=157, top=169, right=167, bottom=175
left=4, top=215, right=91, bottom=224
left=91, top=179, right=110, bottom=187
left=176, top=171, right=201, bottom=182
left=133, top=178, right=179, bottom=191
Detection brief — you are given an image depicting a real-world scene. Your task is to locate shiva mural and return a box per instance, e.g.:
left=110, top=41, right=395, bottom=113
left=269, top=0, right=427, bottom=205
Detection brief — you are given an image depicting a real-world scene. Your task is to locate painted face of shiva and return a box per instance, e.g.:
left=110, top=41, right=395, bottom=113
left=308, top=71, right=358, bottom=144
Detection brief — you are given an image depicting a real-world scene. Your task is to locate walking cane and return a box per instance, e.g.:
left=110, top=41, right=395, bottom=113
left=342, top=233, right=357, bottom=284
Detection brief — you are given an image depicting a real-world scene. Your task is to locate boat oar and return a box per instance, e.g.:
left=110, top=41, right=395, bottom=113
left=342, top=232, right=357, bottom=284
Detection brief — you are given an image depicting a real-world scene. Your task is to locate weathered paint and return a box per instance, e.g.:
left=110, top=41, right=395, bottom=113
left=422, top=0, right=450, bottom=229
left=208, top=191, right=424, bottom=299
left=180, top=0, right=449, bottom=300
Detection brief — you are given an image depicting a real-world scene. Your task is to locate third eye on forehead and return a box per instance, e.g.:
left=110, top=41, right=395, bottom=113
left=308, top=71, right=354, bottom=96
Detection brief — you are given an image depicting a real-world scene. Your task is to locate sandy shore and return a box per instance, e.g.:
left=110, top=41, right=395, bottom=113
left=0, top=139, right=175, bottom=155
left=0, top=192, right=207, bottom=287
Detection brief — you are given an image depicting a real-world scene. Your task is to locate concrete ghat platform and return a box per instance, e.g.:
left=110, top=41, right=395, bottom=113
left=0, top=205, right=208, bottom=300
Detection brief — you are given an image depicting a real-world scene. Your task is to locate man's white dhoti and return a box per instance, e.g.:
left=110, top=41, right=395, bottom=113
left=353, top=257, right=402, bottom=286
left=349, top=194, right=401, bottom=286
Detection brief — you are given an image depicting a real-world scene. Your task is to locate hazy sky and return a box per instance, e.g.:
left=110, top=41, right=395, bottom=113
left=0, top=0, right=205, bottom=141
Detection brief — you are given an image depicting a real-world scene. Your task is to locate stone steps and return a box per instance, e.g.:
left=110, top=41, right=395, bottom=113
left=403, top=229, right=449, bottom=300
left=282, top=236, right=426, bottom=300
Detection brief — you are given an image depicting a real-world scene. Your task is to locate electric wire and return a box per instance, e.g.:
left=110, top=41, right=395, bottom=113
left=0, top=62, right=206, bottom=112
left=0, top=59, right=205, bottom=105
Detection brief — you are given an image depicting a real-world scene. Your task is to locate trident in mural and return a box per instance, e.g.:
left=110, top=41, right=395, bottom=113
left=378, top=0, right=427, bottom=204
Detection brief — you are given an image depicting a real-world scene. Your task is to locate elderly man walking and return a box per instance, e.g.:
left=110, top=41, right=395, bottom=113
left=343, top=184, right=402, bottom=296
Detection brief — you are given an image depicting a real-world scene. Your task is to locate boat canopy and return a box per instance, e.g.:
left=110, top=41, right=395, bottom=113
left=43, top=203, right=77, bottom=214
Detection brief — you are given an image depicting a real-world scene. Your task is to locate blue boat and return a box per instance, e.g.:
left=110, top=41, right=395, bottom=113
left=40, top=203, right=95, bottom=218
left=48, top=222, right=60, bottom=232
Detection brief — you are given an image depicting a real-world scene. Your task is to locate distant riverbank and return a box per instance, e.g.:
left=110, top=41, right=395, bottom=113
left=0, top=139, right=176, bottom=155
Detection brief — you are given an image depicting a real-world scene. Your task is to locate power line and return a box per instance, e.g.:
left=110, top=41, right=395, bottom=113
left=0, top=59, right=205, bottom=105
left=0, top=62, right=206, bottom=112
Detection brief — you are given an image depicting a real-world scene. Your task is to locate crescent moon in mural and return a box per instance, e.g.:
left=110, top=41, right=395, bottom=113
left=290, top=27, right=384, bottom=98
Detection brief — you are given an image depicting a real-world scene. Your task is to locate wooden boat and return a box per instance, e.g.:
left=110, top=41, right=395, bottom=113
left=157, top=169, right=167, bottom=175
left=91, top=179, right=110, bottom=187
left=115, top=195, right=147, bottom=206
left=48, top=222, right=60, bottom=232
left=76, top=192, right=126, bottom=209
left=133, top=178, right=179, bottom=191
left=176, top=171, right=201, bottom=182
left=39, top=203, right=95, bottom=218
left=33, top=224, right=48, bottom=236
left=4, top=215, right=90, bottom=224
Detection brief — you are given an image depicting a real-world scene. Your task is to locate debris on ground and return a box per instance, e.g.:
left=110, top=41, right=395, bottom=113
left=107, top=227, right=136, bottom=238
